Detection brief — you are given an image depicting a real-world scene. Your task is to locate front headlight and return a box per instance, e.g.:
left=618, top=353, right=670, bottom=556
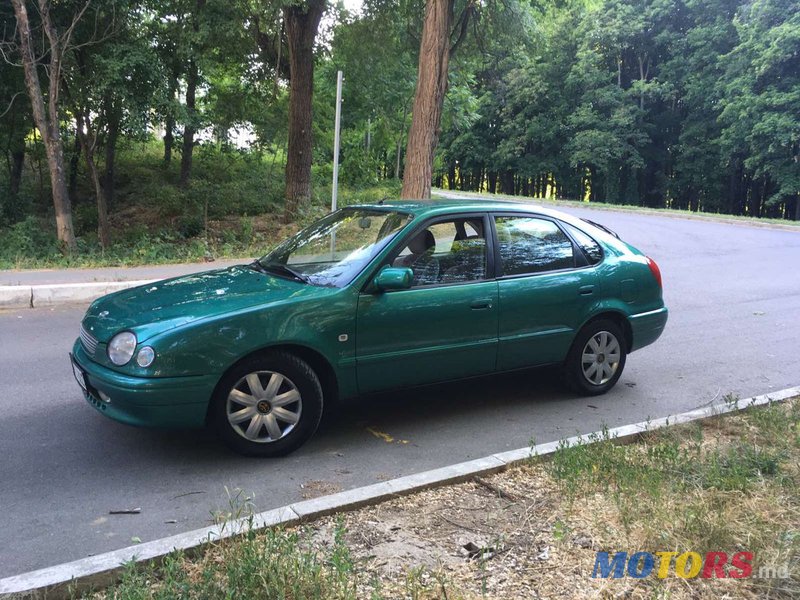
left=108, top=331, right=137, bottom=365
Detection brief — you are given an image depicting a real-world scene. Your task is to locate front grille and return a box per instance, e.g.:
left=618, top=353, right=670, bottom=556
left=80, top=324, right=99, bottom=357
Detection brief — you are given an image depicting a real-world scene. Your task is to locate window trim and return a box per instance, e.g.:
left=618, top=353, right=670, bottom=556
left=360, top=212, right=495, bottom=293
left=489, top=212, right=597, bottom=280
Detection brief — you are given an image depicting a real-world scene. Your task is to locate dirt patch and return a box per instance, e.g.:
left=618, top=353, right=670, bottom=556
left=301, top=479, right=344, bottom=499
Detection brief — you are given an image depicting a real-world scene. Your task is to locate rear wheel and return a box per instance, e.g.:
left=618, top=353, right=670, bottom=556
left=563, top=319, right=627, bottom=395
left=211, top=351, right=323, bottom=457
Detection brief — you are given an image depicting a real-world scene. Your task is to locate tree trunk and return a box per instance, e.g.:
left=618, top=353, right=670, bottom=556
left=103, top=95, right=120, bottom=210
left=12, top=0, right=77, bottom=252
left=500, top=170, right=515, bottom=195
left=400, top=0, right=455, bottom=199
left=179, top=0, right=205, bottom=187
left=179, top=58, right=198, bottom=187
left=77, top=110, right=111, bottom=249
left=164, top=74, right=177, bottom=166
left=447, top=163, right=456, bottom=190
left=283, top=0, right=326, bottom=221
left=394, top=136, right=403, bottom=179
left=68, top=124, right=81, bottom=200
left=487, top=171, right=497, bottom=194
left=460, top=166, right=469, bottom=191
left=637, top=54, right=649, bottom=110
left=9, top=145, right=24, bottom=200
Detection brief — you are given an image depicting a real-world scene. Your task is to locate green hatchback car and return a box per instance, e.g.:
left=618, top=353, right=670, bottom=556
left=71, top=200, right=667, bottom=456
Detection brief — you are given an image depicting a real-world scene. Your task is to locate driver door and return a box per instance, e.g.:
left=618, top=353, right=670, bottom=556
left=355, top=214, right=499, bottom=394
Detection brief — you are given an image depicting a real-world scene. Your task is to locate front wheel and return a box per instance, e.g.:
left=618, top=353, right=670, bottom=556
left=563, top=319, right=627, bottom=396
left=211, top=351, right=323, bottom=457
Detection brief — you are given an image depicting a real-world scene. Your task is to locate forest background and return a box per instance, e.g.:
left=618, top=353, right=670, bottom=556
left=0, top=0, right=797, bottom=268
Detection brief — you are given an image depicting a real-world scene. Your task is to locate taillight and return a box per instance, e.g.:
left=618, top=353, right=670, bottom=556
left=646, top=256, right=662, bottom=288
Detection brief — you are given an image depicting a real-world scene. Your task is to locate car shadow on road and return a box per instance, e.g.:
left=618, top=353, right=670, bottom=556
left=1, top=366, right=599, bottom=478
left=321, top=366, right=571, bottom=435
left=133, top=366, right=577, bottom=460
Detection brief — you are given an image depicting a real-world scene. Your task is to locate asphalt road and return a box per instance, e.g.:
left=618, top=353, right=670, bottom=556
left=1, top=205, right=799, bottom=578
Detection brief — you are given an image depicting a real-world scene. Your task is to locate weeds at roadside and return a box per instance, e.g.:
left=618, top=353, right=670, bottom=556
left=546, top=401, right=800, bottom=597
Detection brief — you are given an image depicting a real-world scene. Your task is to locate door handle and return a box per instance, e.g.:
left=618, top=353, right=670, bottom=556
left=578, top=285, right=595, bottom=296
left=470, top=298, right=493, bottom=310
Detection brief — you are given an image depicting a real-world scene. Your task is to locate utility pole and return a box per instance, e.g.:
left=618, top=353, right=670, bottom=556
left=331, top=70, right=343, bottom=212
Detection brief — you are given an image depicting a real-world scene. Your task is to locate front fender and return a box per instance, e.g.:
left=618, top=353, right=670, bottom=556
left=146, top=289, right=359, bottom=396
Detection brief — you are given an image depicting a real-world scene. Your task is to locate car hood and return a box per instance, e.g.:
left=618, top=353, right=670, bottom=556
left=82, top=265, right=323, bottom=343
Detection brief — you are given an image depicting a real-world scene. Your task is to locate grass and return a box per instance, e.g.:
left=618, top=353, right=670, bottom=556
left=78, top=397, right=800, bottom=599
left=93, top=523, right=361, bottom=600
left=433, top=188, right=800, bottom=229
left=547, top=399, right=800, bottom=594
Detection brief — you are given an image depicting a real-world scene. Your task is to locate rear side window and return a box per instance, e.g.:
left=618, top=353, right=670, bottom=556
left=562, top=222, right=603, bottom=265
left=494, top=216, right=575, bottom=276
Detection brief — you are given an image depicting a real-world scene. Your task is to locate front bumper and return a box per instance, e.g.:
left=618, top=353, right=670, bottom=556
left=628, top=307, right=669, bottom=352
left=71, top=340, right=214, bottom=428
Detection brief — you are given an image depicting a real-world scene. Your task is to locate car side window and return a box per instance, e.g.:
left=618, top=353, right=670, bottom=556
left=494, top=216, right=575, bottom=276
left=562, top=222, right=603, bottom=265
left=391, top=218, right=488, bottom=287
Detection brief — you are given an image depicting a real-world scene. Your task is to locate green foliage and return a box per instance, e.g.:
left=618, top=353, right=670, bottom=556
left=0, top=139, right=403, bottom=269
left=436, top=0, right=799, bottom=218
left=2, top=0, right=798, bottom=264
left=0, top=217, right=61, bottom=262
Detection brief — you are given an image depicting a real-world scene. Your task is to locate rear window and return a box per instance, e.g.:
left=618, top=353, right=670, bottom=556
left=562, top=223, right=603, bottom=265
left=494, top=216, right=575, bottom=275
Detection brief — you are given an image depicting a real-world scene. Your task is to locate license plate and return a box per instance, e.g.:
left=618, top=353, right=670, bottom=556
left=70, top=354, right=88, bottom=392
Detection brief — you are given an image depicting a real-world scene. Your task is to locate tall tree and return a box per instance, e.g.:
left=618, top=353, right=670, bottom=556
left=401, top=0, right=455, bottom=199
left=10, top=0, right=78, bottom=252
left=0, top=9, right=29, bottom=221
left=283, top=0, right=326, bottom=219
left=401, top=0, right=479, bottom=199
left=719, top=0, right=800, bottom=219
left=180, top=0, right=207, bottom=186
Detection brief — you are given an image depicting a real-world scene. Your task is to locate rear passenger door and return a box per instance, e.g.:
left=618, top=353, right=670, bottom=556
left=492, top=213, right=600, bottom=371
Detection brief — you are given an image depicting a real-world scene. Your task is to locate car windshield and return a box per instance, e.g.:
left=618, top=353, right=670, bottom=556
left=257, top=208, right=413, bottom=287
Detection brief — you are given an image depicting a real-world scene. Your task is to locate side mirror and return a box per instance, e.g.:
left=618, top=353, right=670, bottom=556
left=373, top=266, right=413, bottom=292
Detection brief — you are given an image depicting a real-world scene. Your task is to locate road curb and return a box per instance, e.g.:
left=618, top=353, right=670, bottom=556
left=0, top=281, right=154, bottom=310
left=2, top=385, right=798, bottom=599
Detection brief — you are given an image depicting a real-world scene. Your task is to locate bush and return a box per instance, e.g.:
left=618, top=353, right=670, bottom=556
left=0, top=217, right=61, bottom=267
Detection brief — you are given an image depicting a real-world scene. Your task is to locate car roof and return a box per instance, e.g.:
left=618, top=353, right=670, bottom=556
left=348, top=198, right=570, bottom=220
left=347, top=198, right=633, bottom=255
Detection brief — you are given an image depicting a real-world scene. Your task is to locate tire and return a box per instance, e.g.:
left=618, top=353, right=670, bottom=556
left=563, top=319, right=627, bottom=396
left=211, top=351, right=324, bottom=457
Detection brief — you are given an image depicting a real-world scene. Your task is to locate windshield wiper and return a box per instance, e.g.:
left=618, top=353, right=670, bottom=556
left=253, top=261, right=310, bottom=284
left=248, top=260, right=269, bottom=274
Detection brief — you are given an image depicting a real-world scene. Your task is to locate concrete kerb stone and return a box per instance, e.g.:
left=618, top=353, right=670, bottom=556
left=2, top=385, right=799, bottom=599
left=0, top=281, right=156, bottom=310
left=31, top=281, right=156, bottom=307
left=0, top=286, right=32, bottom=309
